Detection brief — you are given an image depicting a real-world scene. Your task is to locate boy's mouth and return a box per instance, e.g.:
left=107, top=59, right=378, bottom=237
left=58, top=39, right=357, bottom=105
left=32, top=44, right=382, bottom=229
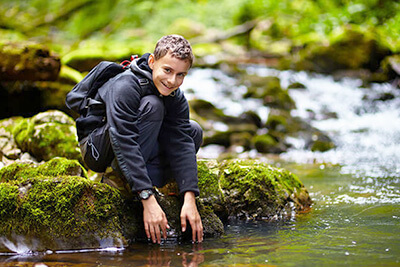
left=161, top=81, right=175, bottom=90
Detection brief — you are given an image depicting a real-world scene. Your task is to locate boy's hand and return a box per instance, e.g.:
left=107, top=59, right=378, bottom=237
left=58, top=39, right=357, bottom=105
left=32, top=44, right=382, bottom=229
left=181, top=191, right=203, bottom=243
left=142, top=195, right=170, bottom=244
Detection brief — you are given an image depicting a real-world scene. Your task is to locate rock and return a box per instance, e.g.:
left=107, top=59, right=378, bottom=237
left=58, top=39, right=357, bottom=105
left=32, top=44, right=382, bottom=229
left=0, top=157, right=225, bottom=253
left=242, top=75, right=295, bottom=110
left=252, top=134, right=284, bottom=154
left=0, top=156, right=311, bottom=252
left=198, top=159, right=312, bottom=221
left=0, top=117, right=23, bottom=160
left=284, top=26, right=391, bottom=74
left=0, top=159, right=123, bottom=253
left=190, top=99, right=260, bottom=150
left=288, top=82, right=306, bottom=89
left=381, top=54, right=400, bottom=84
left=0, top=42, right=61, bottom=81
left=307, top=132, right=335, bottom=152
left=12, top=110, right=81, bottom=162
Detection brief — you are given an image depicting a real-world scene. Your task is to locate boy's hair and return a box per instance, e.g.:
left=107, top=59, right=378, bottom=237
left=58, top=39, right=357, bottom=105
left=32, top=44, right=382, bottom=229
left=153, top=34, right=194, bottom=67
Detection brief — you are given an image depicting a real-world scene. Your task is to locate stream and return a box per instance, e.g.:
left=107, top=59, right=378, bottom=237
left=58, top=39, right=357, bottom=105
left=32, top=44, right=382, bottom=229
left=1, top=65, right=399, bottom=266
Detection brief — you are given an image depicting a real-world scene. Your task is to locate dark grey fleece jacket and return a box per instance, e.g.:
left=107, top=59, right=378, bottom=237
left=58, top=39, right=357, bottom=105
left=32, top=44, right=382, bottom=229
left=98, top=53, right=199, bottom=196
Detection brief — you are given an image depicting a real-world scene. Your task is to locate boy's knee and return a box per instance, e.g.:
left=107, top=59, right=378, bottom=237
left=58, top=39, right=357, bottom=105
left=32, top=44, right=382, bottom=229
left=139, top=95, right=165, bottom=121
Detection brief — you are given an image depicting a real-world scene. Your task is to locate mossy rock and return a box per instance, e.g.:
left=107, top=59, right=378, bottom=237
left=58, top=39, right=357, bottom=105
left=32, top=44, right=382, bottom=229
left=0, top=159, right=123, bottom=252
left=286, top=26, right=391, bottom=73
left=0, top=42, right=60, bottom=81
left=12, top=110, right=80, bottom=162
left=0, top=157, right=225, bottom=252
left=243, top=75, right=295, bottom=110
left=62, top=39, right=150, bottom=72
left=0, top=157, right=87, bottom=183
left=189, top=99, right=229, bottom=122
left=0, top=117, right=24, bottom=160
left=252, top=134, right=284, bottom=154
left=307, top=132, right=336, bottom=152
left=0, top=157, right=311, bottom=252
left=197, top=159, right=312, bottom=221
left=219, top=160, right=312, bottom=220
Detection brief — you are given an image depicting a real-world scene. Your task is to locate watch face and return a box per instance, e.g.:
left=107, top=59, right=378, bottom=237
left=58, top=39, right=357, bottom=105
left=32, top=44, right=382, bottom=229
left=140, top=190, right=152, bottom=199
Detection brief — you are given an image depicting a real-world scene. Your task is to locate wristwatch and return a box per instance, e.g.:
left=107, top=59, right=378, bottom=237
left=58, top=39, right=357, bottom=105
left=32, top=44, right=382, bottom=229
left=138, top=189, right=154, bottom=200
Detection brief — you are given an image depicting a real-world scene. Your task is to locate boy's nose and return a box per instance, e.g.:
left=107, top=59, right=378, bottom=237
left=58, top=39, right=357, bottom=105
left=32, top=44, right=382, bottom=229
left=167, top=75, right=177, bottom=86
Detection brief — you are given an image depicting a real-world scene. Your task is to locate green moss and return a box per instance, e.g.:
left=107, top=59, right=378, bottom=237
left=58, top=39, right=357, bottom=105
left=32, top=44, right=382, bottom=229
left=189, top=99, right=227, bottom=121
left=219, top=159, right=306, bottom=219
left=242, top=75, right=295, bottom=110
left=0, top=157, right=87, bottom=183
left=59, top=65, right=84, bottom=84
left=0, top=117, right=24, bottom=133
left=311, top=140, right=335, bottom=152
left=252, top=134, right=278, bottom=153
left=0, top=175, right=124, bottom=247
left=12, top=111, right=81, bottom=161
left=289, top=26, right=391, bottom=73
left=197, top=160, right=223, bottom=201
left=0, top=183, right=19, bottom=218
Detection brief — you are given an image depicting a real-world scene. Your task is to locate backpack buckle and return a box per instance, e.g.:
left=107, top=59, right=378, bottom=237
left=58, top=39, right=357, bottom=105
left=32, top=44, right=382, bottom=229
left=138, top=78, right=149, bottom=86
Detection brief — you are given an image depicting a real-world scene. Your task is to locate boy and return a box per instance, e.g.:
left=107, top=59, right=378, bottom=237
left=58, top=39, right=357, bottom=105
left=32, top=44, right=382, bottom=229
left=79, top=35, right=203, bottom=244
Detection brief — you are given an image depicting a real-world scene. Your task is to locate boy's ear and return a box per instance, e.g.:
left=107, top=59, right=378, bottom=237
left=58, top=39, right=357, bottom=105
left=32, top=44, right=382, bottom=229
left=148, top=54, right=155, bottom=70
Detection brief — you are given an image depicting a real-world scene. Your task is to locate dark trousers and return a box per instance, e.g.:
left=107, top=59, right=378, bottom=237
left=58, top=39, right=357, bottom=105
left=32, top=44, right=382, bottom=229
left=80, top=95, right=203, bottom=187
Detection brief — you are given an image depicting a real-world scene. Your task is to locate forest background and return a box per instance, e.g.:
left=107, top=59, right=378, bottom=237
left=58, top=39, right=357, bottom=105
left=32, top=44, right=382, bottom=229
left=1, top=0, right=399, bottom=69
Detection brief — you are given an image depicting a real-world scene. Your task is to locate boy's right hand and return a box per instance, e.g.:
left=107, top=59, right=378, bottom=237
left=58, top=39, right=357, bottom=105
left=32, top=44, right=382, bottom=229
left=142, top=195, right=170, bottom=244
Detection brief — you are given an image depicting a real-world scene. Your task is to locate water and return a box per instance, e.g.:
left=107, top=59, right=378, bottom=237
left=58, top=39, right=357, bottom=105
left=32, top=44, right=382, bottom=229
left=1, top=66, right=400, bottom=266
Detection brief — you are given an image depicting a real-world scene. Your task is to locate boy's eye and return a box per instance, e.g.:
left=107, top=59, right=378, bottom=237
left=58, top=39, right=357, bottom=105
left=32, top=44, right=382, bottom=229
left=178, top=73, right=186, bottom=77
left=164, top=68, right=171, bottom=73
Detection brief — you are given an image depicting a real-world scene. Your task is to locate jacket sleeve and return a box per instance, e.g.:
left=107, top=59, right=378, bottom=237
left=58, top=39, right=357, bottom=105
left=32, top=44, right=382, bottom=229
left=160, top=90, right=199, bottom=196
left=100, top=73, right=153, bottom=192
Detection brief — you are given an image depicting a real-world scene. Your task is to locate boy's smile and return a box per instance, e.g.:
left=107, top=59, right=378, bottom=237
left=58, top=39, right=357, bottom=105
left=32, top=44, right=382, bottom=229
left=148, top=52, right=190, bottom=96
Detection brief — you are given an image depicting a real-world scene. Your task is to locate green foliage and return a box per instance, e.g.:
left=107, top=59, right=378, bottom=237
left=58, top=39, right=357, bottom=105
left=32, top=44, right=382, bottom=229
left=0, top=0, right=399, bottom=56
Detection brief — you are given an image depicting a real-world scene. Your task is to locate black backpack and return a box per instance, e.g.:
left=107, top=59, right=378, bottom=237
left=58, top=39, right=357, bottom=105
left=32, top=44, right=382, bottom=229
left=65, top=56, right=136, bottom=141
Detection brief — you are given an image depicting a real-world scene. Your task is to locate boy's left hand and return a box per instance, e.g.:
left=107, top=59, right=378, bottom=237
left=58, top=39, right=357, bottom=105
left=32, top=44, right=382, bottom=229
left=180, top=191, right=203, bottom=243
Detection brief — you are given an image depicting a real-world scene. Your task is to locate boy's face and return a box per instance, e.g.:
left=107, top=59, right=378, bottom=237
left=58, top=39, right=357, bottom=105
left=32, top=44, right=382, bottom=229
left=148, top=52, right=190, bottom=96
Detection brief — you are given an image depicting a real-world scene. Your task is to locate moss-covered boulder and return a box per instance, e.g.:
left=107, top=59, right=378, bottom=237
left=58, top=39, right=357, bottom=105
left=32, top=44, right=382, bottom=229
left=284, top=26, right=391, bottom=74
left=264, top=108, right=335, bottom=153
left=0, top=158, right=225, bottom=253
left=0, top=158, right=125, bottom=252
left=242, top=75, right=295, bottom=110
left=197, top=159, right=312, bottom=221
left=12, top=110, right=80, bottom=162
left=0, top=42, right=61, bottom=81
left=0, top=157, right=311, bottom=252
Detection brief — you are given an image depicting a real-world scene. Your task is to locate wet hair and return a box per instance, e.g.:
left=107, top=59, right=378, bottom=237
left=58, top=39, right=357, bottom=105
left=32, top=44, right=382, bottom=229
left=153, top=34, right=194, bottom=67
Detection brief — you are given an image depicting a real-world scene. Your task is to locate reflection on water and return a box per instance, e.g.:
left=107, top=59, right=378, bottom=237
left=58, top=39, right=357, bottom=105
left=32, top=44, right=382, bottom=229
left=1, top=67, right=400, bottom=266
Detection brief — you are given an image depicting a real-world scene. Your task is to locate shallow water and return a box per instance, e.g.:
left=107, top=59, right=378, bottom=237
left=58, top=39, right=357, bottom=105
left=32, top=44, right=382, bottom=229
left=1, top=66, right=399, bottom=266
left=1, top=163, right=398, bottom=266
